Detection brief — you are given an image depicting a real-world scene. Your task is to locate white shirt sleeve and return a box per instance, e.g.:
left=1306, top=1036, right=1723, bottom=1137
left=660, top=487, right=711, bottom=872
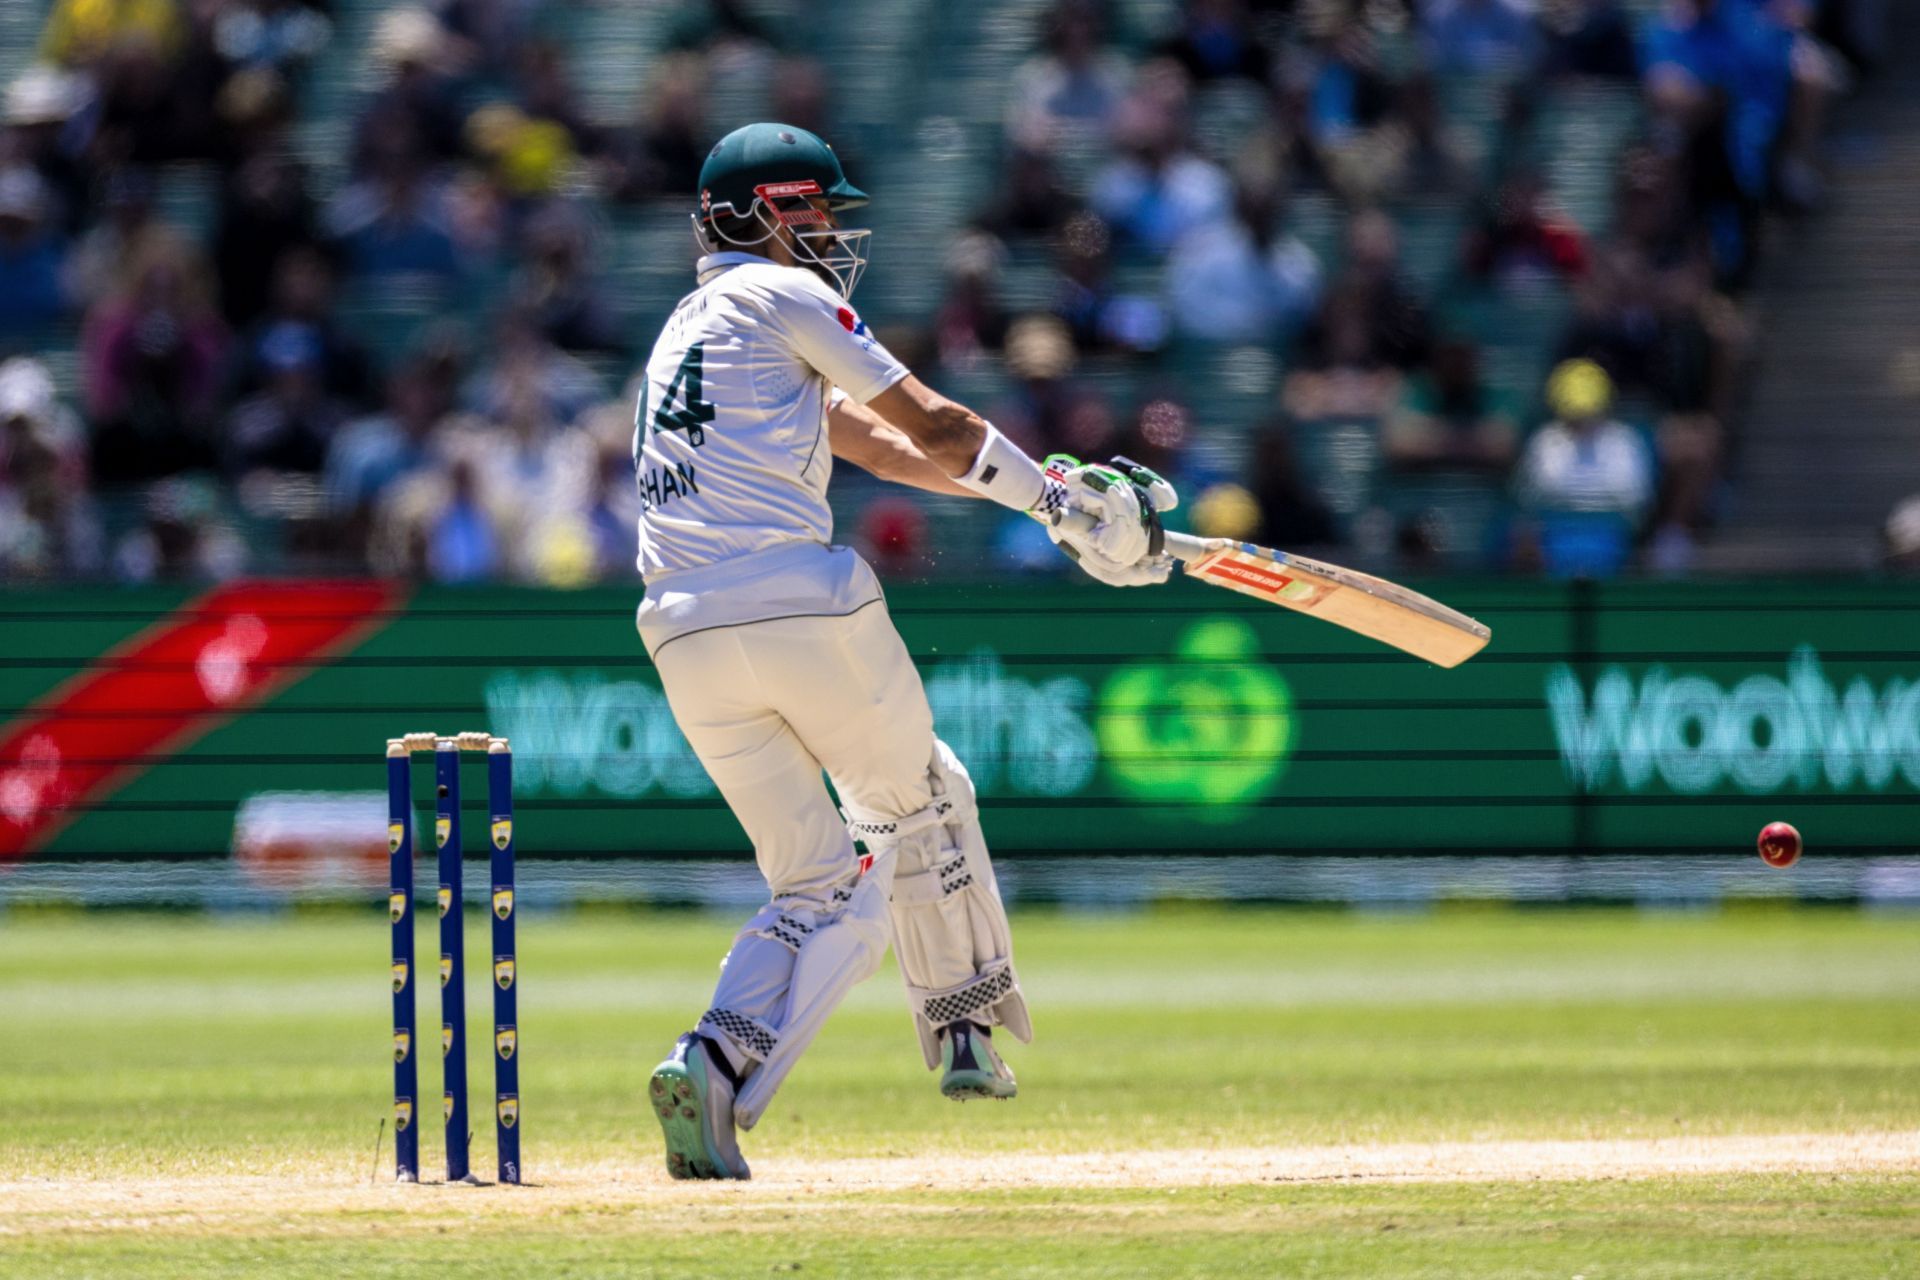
left=752, top=268, right=910, bottom=405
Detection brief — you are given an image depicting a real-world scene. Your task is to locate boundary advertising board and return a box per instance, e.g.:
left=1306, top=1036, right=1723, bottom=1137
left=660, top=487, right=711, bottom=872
left=1, top=578, right=1916, bottom=864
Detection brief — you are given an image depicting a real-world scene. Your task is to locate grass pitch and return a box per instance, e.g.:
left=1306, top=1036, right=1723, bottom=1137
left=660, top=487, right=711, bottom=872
left=2, top=904, right=1917, bottom=1277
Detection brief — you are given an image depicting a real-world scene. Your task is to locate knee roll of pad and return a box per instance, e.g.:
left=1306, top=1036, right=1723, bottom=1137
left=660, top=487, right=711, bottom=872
left=866, top=739, right=1033, bottom=1070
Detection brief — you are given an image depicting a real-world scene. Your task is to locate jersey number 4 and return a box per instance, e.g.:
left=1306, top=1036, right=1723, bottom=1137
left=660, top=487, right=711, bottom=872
left=643, top=342, right=717, bottom=447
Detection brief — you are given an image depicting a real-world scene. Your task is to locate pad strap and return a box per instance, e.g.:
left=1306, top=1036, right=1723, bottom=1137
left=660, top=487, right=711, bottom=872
left=908, top=962, right=1017, bottom=1029
left=845, top=795, right=962, bottom=846
left=891, top=850, right=974, bottom=907
left=697, top=1007, right=779, bottom=1063
left=748, top=910, right=816, bottom=954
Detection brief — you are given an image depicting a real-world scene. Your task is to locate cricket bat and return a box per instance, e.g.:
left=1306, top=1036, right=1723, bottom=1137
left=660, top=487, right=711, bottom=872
left=1053, top=511, right=1492, bottom=667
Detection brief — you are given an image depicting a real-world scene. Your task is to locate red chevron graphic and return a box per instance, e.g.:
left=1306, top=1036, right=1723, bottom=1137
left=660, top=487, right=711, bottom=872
left=0, top=580, right=402, bottom=859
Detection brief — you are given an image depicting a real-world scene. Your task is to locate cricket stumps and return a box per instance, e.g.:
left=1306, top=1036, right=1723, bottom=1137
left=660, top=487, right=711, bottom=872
left=387, top=732, right=520, bottom=1186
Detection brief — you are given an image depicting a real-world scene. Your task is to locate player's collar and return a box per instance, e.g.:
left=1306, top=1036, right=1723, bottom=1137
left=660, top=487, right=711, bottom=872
left=696, top=251, right=773, bottom=283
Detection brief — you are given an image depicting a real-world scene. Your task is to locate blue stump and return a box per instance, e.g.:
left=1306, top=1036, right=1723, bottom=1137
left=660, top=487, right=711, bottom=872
left=387, top=748, right=419, bottom=1182
left=489, top=743, right=521, bottom=1184
left=435, top=741, right=471, bottom=1183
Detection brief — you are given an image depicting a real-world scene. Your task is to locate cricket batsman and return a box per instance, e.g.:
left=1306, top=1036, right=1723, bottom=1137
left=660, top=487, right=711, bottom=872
left=636, top=122, right=1176, bottom=1180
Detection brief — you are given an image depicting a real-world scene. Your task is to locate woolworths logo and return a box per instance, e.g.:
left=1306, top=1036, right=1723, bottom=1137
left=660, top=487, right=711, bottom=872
left=482, top=653, right=1098, bottom=801
left=1547, top=645, right=1920, bottom=795
left=480, top=618, right=1283, bottom=807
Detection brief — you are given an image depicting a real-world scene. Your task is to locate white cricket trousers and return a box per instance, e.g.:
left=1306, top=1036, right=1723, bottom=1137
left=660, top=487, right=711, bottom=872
left=653, top=597, right=934, bottom=899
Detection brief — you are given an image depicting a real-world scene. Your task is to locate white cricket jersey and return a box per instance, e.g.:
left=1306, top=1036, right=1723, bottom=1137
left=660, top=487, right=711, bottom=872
left=632, top=251, right=910, bottom=656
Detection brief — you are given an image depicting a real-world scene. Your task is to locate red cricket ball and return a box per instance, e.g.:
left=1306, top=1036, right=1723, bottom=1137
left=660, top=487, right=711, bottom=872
left=1757, top=821, right=1802, bottom=869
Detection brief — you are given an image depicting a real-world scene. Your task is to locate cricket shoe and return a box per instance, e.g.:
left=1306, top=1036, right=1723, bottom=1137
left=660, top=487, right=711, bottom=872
left=650, top=1033, right=750, bottom=1180
left=939, top=1021, right=1017, bottom=1101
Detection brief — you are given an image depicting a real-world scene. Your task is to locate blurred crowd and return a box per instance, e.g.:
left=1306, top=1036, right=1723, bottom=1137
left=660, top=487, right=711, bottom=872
left=893, top=0, right=1887, bottom=580
left=0, top=0, right=1893, bottom=584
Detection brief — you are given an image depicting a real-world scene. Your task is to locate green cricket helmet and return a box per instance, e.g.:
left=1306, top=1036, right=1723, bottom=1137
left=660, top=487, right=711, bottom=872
left=694, top=122, right=872, bottom=297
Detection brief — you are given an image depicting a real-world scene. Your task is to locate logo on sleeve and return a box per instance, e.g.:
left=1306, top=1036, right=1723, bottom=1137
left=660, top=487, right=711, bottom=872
left=837, top=306, right=869, bottom=337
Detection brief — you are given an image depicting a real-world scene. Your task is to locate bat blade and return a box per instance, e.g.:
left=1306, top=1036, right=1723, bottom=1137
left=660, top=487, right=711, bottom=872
left=1180, top=538, right=1491, bottom=667
left=1046, top=509, right=1490, bottom=666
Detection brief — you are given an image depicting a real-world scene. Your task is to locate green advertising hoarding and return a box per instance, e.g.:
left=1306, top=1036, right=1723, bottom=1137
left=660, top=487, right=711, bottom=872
left=1, top=577, right=1917, bottom=863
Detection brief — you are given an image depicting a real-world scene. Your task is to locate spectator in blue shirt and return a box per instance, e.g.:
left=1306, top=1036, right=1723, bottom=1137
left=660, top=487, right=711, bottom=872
left=0, top=168, right=69, bottom=335
left=1089, top=71, right=1232, bottom=255
left=326, top=359, right=446, bottom=527
left=1152, top=0, right=1272, bottom=84
left=1166, top=180, right=1322, bottom=344
left=1423, top=0, right=1543, bottom=76
left=324, top=114, right=466, bottom=283
left=1640, top=0, right=1818, bottom=282
left=1642, top=0, right=1791, bottom=200
left=322, top=165, right=464, bottom=282
left=427, top=457, right=500, bottom=582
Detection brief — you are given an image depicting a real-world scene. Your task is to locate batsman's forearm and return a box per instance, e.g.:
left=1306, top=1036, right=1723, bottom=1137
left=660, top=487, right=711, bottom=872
left=878, top=443, right=980, bottom=498
left=865, top=379, right=985, bottom=474
left=925, top=403, right=991, bottom=475
left=866, top=376, right=1050, bottom=511
left=827, top=397, right=979, bottom=496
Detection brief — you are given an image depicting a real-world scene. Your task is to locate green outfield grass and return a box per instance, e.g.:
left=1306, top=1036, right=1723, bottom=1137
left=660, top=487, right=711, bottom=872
left=2, top=904, right=1918, bottom=1277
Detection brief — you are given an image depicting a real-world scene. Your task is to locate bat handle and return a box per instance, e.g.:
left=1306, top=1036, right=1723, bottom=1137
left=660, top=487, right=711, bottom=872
left=1048, top=508, right=1219, bottom=564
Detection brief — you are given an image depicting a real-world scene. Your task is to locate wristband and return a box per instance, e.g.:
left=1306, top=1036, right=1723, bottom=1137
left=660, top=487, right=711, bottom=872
left=953, top=421, right=1048, bottom=513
